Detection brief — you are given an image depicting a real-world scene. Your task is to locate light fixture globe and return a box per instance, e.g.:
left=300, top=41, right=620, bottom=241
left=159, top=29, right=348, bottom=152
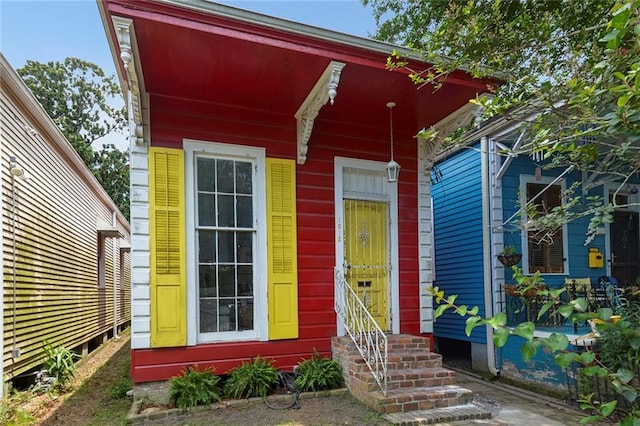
left=386, top=159, right=401, bottom=183
left=386, top=101, right=400, bottom=183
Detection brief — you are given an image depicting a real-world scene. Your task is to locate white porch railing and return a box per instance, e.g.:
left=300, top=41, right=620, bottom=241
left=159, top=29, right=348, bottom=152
left=334, top=267, right=388, bottom=394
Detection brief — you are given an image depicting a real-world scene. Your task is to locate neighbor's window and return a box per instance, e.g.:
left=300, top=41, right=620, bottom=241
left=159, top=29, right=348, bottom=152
left=196, top=156, right=255, bottom=335
left=98, top=236, right=106, bottom=288
left=525, top=182, right=565, bottom=273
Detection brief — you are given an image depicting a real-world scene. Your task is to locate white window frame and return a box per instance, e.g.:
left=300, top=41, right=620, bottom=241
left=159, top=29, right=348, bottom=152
left=184, top=140, right=267, bottom=345
left=520, top=174, right=569, bottom=275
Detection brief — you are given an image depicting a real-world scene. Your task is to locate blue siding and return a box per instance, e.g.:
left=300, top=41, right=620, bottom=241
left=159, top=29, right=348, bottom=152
left=498, top=336, right=570, bottom=390
left=501, top=157, right=608, bottom=290
left=432, top=144, right=486, bottom=343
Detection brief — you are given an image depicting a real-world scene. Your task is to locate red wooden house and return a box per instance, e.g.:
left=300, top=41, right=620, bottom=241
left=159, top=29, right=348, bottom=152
left=98, top=0, right=493, bottom=397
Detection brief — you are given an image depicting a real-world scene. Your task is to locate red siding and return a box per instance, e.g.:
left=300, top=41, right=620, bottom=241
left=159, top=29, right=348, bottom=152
left=133, top=94, right=424, bottom=382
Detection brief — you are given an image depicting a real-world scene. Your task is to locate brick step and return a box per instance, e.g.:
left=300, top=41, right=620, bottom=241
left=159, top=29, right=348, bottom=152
left=354, top=367, right=458, bottom=392
left=364, top=385, right=475, bottom=414
left=333, top=335, right=432, bottom=354
left=387, top=367, right=457, bottom=390
left=342, top=350, right=442, bottom=370
left=386, top=351, right=443, bottom=370
left=385, top=335, right=432, bottom=352
left=383, top=403, right=493, bottom=425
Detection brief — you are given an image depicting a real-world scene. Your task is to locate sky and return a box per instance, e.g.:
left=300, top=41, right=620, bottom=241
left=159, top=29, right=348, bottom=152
left=0, top=0, right=379, bottom=148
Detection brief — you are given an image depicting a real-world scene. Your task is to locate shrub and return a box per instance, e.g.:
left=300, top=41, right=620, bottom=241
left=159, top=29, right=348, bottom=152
left=224, top=357, right=278, bottom=399
left=42, top=340, right=78, bottom=390
left=294, top=350, right=344, bottom=392
left=169, top=365, right=221, bottom=408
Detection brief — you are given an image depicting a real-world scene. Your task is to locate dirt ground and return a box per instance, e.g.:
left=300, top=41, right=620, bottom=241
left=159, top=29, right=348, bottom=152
left=23, top=332, right=131, bottom=425
left=20, top=331, right=390, bottom=426
left=143, top=394, right=390, bottom=426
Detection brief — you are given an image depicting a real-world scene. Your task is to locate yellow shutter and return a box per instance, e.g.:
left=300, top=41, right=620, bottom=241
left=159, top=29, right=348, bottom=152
left=266, top=158, right=299, bottom=340
left=149, top=147, right=186, bottom=347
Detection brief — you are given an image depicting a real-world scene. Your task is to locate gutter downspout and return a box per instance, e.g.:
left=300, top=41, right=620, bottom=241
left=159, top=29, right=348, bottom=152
left=481, top=136, right=500, bottom=376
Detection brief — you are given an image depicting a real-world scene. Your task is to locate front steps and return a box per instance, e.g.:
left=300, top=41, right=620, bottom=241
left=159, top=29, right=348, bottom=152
left=332, top=334, right=491, bottom=424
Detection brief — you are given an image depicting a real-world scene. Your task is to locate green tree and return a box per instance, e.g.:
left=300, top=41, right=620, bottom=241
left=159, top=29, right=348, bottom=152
left=18, top=58, right=130, bottom=220
left=93, top=144, right=130, bottom=221
left=364, top=0, right=640, bottom=233
left=364, top=1, right=640, bottom=422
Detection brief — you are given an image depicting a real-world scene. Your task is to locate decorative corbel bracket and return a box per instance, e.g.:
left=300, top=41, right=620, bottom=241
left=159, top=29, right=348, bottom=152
left=418, top=101, right=486, bottom=174
left=112, top=16, right=145, bottom=147
left=295, top=61, right=346, bottom=164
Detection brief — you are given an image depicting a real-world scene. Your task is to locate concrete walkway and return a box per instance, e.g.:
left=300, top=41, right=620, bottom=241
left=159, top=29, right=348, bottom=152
left=385, top=369, right=587, bottom=425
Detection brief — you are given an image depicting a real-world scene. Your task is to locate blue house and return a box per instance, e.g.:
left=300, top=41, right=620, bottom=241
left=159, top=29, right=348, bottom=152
left=431, top=104, right=640, bottom=391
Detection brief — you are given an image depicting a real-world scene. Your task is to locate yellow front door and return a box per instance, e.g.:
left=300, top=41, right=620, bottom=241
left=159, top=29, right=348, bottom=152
left=344, top=199, right=389, bottom=331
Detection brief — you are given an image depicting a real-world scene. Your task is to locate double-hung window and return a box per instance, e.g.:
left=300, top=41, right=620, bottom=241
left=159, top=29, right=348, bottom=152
left=521, top=176, right=567, bottom=274
left=185, top=141, right=266, bottom=343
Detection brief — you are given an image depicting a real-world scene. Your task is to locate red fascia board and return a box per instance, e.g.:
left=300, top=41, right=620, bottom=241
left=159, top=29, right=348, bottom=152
left=105, top=1, right=494, bottom=91
left=107, top=2, right=390, bottom=70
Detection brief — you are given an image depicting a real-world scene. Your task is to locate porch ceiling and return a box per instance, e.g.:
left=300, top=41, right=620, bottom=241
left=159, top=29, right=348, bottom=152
left=103, top=0, right=496, bottom=133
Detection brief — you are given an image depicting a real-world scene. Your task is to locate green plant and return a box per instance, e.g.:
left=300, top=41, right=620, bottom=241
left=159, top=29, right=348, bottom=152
left=169, top=365, right=221, bottom=409
left=499, top=245, right=518, bottom=256
left=0, top=390, right=36, bottom=426
left=431, top=283, right=640, bottom=424
left=294, top=350, right=344, bottom=392
left=109, top=375, right=133, bottom=399
left=109, top=351, right=133, bottom=399
left=505, top=266, right=547, bottom=297
left=224, top=357, right=278, bottom=399
left=42, top=340, right=78, bottom=390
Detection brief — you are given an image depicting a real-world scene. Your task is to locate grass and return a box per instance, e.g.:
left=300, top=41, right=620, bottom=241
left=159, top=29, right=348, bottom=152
left=38, top=333, right=132, bottom=426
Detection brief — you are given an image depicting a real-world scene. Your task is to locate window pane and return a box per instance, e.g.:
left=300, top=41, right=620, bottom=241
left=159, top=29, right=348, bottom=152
left=236, top=162, right=252, bottom=194
left=200, top=299, right=217, bottom=333
left=218, top=194, right=235, bottom=227
left=237, top=233, right=252, bottom=263
left=526, top=183, right=564, bottom=273
left=218, top=265, right=236, bottom=297
left=237, top=265, right=253, bottom=295
left=237, top=299, right=253, bottom=331
left=198, top=193, right=216, bottom=226
left=217, top=159, right=234, bottom=193
left=218, top=232, right=235, bottom=263
left=237, top=195, right=253, bottom=228
left=198, top=231, right=216, bottom=263
left=196, top=155, right=256, bottom=336
left=199, top=265, right=217, bottom=297
left=197, top=158, right=216, bottom=192
left=219, top=298, right=235, bottom=331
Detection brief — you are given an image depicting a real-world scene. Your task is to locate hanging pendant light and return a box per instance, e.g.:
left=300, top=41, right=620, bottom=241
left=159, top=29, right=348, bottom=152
left=386, top=101, right=400, bottom=183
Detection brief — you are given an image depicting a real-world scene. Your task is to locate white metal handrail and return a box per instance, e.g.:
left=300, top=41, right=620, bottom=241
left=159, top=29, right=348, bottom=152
left=334, top=267, right=387, bottom=394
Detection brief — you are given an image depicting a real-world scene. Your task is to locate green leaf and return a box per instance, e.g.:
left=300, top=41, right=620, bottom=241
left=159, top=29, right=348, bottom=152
left=485, top=312, right=507, bottom=329
left=455, top=305, right=468, bottom=316
left=615, top=368, right=635, bottom=384
left=618, top=94, right=631, bottom=107
left=434, top=304, right=448, bottom=319
left=537, top=301, right=554, bottom=320
left=578, top=351, right=596, bottom=364
left=570, top=298, right=589, bottom=312
left=554, top=351, right=578, bottom=369
left=512, top=322, right=535, bottom=341
left=465, top=316, right=483, bottom=336
left=493, top=327, right=509, bottom=347
left=544, top=333, right=569, bottom=353
left=600, top=400, right=617, bottom=417
left=557, top=305, right=574, bottom=318
left=520, top=340, right=539, bottom=361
